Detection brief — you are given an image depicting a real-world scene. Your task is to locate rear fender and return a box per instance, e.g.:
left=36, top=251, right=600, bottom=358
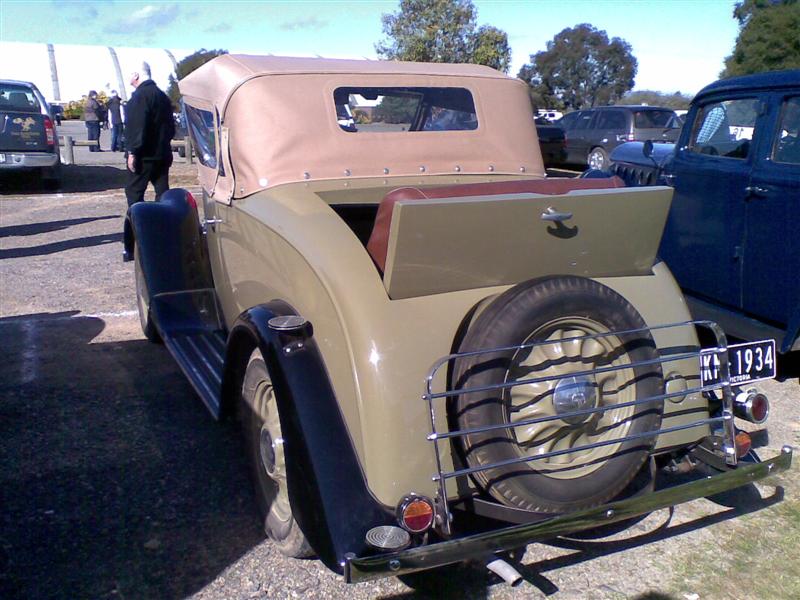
left=224, top=301, right=392, bottom=574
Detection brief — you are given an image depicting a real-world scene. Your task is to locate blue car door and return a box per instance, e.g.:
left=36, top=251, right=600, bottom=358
left=742, top=93, right=800, bottom=329
left=661, top=96, right=762, bottom=310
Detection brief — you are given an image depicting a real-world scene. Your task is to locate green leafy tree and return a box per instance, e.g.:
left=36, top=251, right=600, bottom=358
left=471, top=25, right=511, bottom=73
left=166, top=48, right=228, bottom=109
left=518, top=24, right=637, bottom=109
left=373, top=95, right=418, bottom=124
left=376, top=0, right=511, bottom=72
left=623, top=90, right=693, bottom=110
left=722, top=0, right=800, bottom=77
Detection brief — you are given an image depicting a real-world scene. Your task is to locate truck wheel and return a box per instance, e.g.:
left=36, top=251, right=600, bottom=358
left=587, top=147, right=609, bottom=170
left=134, top=244, right=161, bottom=343
left=240, top=349, right=314, bottom=558
left=451, top=276, right=663, bottom=514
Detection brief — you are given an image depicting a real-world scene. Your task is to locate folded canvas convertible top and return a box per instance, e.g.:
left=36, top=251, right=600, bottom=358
left=178, top=55, right=544, bottom=198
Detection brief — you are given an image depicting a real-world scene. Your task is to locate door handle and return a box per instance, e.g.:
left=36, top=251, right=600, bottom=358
left=201, top=216, right=223, bottom=233
left=745, top=185, right=769, bottom=197
left=541, top=207, right=573, bottom=222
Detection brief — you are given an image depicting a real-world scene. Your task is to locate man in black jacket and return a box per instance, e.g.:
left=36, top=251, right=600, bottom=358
left=125, top=62, right=175, bottom=207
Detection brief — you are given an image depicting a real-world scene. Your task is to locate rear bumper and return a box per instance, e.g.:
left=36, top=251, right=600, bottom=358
left=0, top=152, right=59, bottom=169
left=344, top=446, right=792, bottom=583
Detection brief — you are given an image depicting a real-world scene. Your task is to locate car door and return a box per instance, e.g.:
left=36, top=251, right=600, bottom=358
left=742, top=93, right=800, bottom=327
left=660, top=95, right=763, bottom=310
left=183, top=102, right=232, bottom=313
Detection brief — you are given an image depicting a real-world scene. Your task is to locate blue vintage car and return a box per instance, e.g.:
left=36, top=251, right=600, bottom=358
left=609, top=70, right=800, bottom=354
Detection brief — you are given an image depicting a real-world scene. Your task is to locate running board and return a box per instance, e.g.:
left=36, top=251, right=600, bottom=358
left=164, top=331, right=226, bottom=418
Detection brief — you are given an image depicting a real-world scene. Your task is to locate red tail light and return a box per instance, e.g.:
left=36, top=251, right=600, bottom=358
left=186, top=191, right=197, bottom=209
left=396, top=494, right=435, bottom=534
left=44, top=116, right=55, bottom=147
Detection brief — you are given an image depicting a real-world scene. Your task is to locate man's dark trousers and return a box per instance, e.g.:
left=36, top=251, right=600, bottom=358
left=111, top=124, right=124, bottom=151
left=86, top=121, right=100, bottom=152
left=125, top=157, right=172, bottom=207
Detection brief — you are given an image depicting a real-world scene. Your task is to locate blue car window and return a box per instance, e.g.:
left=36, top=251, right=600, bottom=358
left=772, top=96, right=800, bottom=165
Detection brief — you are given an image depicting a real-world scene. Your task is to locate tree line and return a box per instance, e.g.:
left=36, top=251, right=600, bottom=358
left=172, top=0, right=799, bottom=112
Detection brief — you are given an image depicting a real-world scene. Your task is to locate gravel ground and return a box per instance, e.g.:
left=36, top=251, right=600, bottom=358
left=0, top=160, right=797, bottom=600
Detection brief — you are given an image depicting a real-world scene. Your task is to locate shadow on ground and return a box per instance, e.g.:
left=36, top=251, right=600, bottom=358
left=0, top=312, right=262, bottom=600
left=0, top=165, right=130, bottom=195
left=0, top=215, right=119, bottom=238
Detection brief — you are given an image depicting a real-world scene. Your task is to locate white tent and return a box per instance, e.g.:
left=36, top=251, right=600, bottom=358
left=0, top=41, right=191, bottom=104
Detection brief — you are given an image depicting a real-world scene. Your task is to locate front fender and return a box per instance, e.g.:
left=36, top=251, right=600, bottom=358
left=125, top=189, right=215, bottom=335
left=227, top=301, right=392, bottom=574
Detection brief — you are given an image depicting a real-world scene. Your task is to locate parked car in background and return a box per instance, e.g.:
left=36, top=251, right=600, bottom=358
left=609, top=70, right=800, bottom=355
left=534, top=117, right=567, bottom=167
left=124, top=55, right=790, bottom=587
left=556, top=105, right=681, bottom=170
left=0, top=79, right=61, bottom=188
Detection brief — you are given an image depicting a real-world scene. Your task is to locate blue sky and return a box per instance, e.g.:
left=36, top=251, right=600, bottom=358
left=1, top=0, right=741, bottom=94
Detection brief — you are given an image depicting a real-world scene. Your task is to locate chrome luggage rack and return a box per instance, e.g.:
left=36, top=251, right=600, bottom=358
left=423, top=320, right=738, bottom=536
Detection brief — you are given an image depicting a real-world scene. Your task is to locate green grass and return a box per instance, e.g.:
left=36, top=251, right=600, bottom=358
left=667, top=471, right=800, bottom=600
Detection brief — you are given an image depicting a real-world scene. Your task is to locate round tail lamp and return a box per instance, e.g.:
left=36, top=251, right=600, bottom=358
left=396, top=494, right=435, bottom=534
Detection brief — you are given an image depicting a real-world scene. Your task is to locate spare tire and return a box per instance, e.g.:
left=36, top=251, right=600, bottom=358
left=451, top=276, right=664, bottom=514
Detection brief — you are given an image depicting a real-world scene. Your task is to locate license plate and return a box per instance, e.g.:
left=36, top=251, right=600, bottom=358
left=700, top=339, right=777, bottom=386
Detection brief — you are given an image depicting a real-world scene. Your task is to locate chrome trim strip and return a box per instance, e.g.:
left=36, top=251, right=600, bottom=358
left=344, top=447, right=792, bottom=583
left=435, top=416, right=728, bottom=482
left=428, top=382, right=723, bottom=441
left=425, top=350, right=702, bottom=401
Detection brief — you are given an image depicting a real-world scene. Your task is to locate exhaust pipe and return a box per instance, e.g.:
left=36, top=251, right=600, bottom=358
left=486, top=558, right=523, bottom=587
left=734, top=390, right=769, bottom=424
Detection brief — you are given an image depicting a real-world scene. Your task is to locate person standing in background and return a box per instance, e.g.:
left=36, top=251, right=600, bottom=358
left=124, top=62, right=175, bottom=206
left=107, top=90, right=125, bottom=152
left=84, top=90, right=102, bottom=152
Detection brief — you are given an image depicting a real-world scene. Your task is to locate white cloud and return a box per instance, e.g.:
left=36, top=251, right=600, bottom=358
left=104, top=4, right=180, bottom=35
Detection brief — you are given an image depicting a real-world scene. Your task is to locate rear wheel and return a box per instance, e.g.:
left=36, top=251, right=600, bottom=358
left=240, top=349, right=313, bottom=558
left=452, top=276, right=664, bottom=514
left=134, top=244, right=161, bottom=343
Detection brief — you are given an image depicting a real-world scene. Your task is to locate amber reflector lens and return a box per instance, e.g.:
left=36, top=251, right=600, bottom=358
left=735, top=431, right=752, bottom=458
left=402, top=500, right=434, bottom=533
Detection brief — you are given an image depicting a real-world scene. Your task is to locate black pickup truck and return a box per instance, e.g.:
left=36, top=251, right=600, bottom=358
left=609, top=70, right=800, bottom=355
left=0, top=79, right=61, bottom=188
left=535, top=118, right=567, bottom=168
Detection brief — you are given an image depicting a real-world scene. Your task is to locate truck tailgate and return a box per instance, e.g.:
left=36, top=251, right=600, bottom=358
left=0, top=111, right=49, bottom=152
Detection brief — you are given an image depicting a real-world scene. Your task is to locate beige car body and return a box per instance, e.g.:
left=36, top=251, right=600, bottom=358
left=179, top=55, right=707, bottom=508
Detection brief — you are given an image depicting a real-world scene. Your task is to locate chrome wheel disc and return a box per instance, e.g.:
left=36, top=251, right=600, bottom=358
left=255, top=379, right=291, bottom=523
left=504, top=317, right=637, bottom=479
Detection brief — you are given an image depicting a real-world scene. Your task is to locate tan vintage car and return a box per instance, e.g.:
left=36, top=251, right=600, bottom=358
left=123, top=55, right=791, bottom=586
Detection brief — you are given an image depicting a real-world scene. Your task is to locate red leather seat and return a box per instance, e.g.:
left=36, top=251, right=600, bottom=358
left=366, top=177, right=625, bottom=273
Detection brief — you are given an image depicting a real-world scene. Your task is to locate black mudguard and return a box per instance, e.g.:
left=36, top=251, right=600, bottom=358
left=226, top=301, right=393, bottom=574
left=124, top=189, right=216, bottom=336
